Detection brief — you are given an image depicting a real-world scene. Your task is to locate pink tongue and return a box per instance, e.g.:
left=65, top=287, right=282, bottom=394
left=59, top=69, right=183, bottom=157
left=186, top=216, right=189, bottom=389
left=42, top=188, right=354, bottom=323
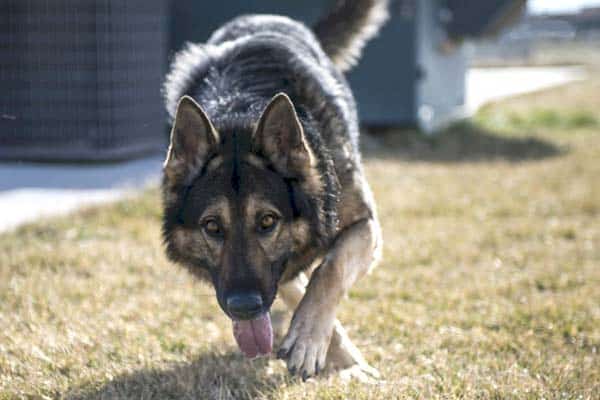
left=232, top=313, right=273, bottom=358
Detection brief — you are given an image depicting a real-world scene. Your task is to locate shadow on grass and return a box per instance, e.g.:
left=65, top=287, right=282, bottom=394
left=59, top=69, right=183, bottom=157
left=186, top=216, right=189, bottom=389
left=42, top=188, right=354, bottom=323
left=362, top=121, right=565, bottom=162
left=64, top=351, right=288, bottom=400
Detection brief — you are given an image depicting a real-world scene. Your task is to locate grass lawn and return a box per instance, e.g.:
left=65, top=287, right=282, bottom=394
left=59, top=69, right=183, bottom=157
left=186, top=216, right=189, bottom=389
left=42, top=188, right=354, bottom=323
left=1, top=78, right=599, bottom=399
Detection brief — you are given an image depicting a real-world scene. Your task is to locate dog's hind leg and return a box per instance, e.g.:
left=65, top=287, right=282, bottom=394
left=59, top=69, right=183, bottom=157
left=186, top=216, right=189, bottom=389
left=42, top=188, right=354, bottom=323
left=278, top=266, right=380, bottom=381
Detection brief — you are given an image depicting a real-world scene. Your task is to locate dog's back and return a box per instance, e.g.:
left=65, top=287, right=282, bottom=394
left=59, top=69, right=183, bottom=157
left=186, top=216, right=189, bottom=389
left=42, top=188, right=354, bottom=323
left=164, top=1, right=388, bottom=156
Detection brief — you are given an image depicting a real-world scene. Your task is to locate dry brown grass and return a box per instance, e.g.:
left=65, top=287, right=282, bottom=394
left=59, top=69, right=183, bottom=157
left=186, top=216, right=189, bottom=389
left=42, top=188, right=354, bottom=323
left=1, top=79, right=599, bottom=399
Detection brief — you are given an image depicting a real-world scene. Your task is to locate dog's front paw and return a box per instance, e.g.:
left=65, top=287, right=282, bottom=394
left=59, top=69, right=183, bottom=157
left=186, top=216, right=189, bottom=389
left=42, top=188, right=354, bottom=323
left=277, top=300, right=335, bottom=381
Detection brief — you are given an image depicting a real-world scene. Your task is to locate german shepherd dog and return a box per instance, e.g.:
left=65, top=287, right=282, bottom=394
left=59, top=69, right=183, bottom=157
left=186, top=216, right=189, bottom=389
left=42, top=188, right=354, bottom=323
left=162, top=0, right=388, bottom=380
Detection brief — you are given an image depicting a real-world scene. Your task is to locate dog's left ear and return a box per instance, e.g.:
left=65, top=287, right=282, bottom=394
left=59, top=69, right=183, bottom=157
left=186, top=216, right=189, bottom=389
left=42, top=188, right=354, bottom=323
left=253, top=93, right=316, bottom=178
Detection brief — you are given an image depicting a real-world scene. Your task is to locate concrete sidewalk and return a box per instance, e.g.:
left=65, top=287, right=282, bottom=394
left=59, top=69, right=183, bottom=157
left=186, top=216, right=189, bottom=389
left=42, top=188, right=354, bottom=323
left=0, top=66, right=587, bottom=233
left=466, top=66, right=586, bottom=112
left=0, top=156, right=163, bottom=232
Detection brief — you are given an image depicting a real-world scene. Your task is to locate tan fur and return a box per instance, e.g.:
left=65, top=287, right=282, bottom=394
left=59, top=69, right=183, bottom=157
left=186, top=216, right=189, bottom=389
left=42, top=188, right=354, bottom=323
left=243, top=195, right=295, bottom=290
left=201, top=196, right=231, bottom=226
left=244, top=154, right=267, bottom=169
left=171, top=227, right=212, bottom=281
left=279, top=217, right=382, bottom=379
left=205, top=155, right=224, bottom=173
left=290, top=219, right=311, bottom=249
left=279, top=271, right=380, bottom=380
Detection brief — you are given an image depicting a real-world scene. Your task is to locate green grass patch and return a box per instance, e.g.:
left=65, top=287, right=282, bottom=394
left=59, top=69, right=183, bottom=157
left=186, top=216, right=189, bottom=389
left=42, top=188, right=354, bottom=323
left=479, top=108, right=598, bottom=131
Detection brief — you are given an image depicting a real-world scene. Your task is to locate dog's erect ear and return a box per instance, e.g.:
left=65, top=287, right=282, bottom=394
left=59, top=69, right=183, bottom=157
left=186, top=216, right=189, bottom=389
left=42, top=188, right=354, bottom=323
left=253, top=93, right=316, bottom=178
left=164, top=96, right=219, bottom=182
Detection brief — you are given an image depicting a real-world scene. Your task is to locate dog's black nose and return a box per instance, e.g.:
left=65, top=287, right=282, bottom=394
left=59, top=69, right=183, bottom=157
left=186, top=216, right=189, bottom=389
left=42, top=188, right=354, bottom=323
left=226, top=290, right=263, bottom=320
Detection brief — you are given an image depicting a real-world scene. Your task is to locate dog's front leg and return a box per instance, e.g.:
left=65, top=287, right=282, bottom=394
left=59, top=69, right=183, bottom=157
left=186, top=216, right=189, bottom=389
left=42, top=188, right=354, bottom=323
left=278, top=218, right=381, bottom=380
left=278, top=272, right=380, bottom=380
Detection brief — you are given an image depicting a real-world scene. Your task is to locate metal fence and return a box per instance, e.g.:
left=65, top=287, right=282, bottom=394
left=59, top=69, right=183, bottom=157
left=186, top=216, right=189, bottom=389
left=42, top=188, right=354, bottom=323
left=0, top=0, right=168, bottom=161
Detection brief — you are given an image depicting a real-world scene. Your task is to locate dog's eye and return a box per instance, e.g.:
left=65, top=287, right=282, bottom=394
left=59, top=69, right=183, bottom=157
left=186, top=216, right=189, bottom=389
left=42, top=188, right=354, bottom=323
left=202, top=217, right=222, bottom=237
left=258, top=213, right=278, bottom=233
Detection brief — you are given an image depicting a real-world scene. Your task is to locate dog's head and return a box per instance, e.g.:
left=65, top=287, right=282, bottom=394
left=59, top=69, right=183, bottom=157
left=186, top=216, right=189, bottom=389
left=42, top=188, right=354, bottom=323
left=161, top=93, right=336, bottom=356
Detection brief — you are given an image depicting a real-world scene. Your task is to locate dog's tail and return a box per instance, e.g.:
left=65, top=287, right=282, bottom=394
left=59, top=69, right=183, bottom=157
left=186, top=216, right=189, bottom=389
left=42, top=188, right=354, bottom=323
left=314, top=0, right=389, bottom=72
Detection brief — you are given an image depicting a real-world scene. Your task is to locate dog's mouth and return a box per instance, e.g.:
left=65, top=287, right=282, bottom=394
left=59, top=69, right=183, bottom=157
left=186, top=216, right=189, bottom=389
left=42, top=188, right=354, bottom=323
left=232, top=312, right=273, bottom=358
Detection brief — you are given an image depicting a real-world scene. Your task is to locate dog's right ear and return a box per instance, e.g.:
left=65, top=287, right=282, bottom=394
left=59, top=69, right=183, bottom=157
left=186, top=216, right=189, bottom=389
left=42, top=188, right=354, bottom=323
left=164, top=96, right=219, bottom=183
